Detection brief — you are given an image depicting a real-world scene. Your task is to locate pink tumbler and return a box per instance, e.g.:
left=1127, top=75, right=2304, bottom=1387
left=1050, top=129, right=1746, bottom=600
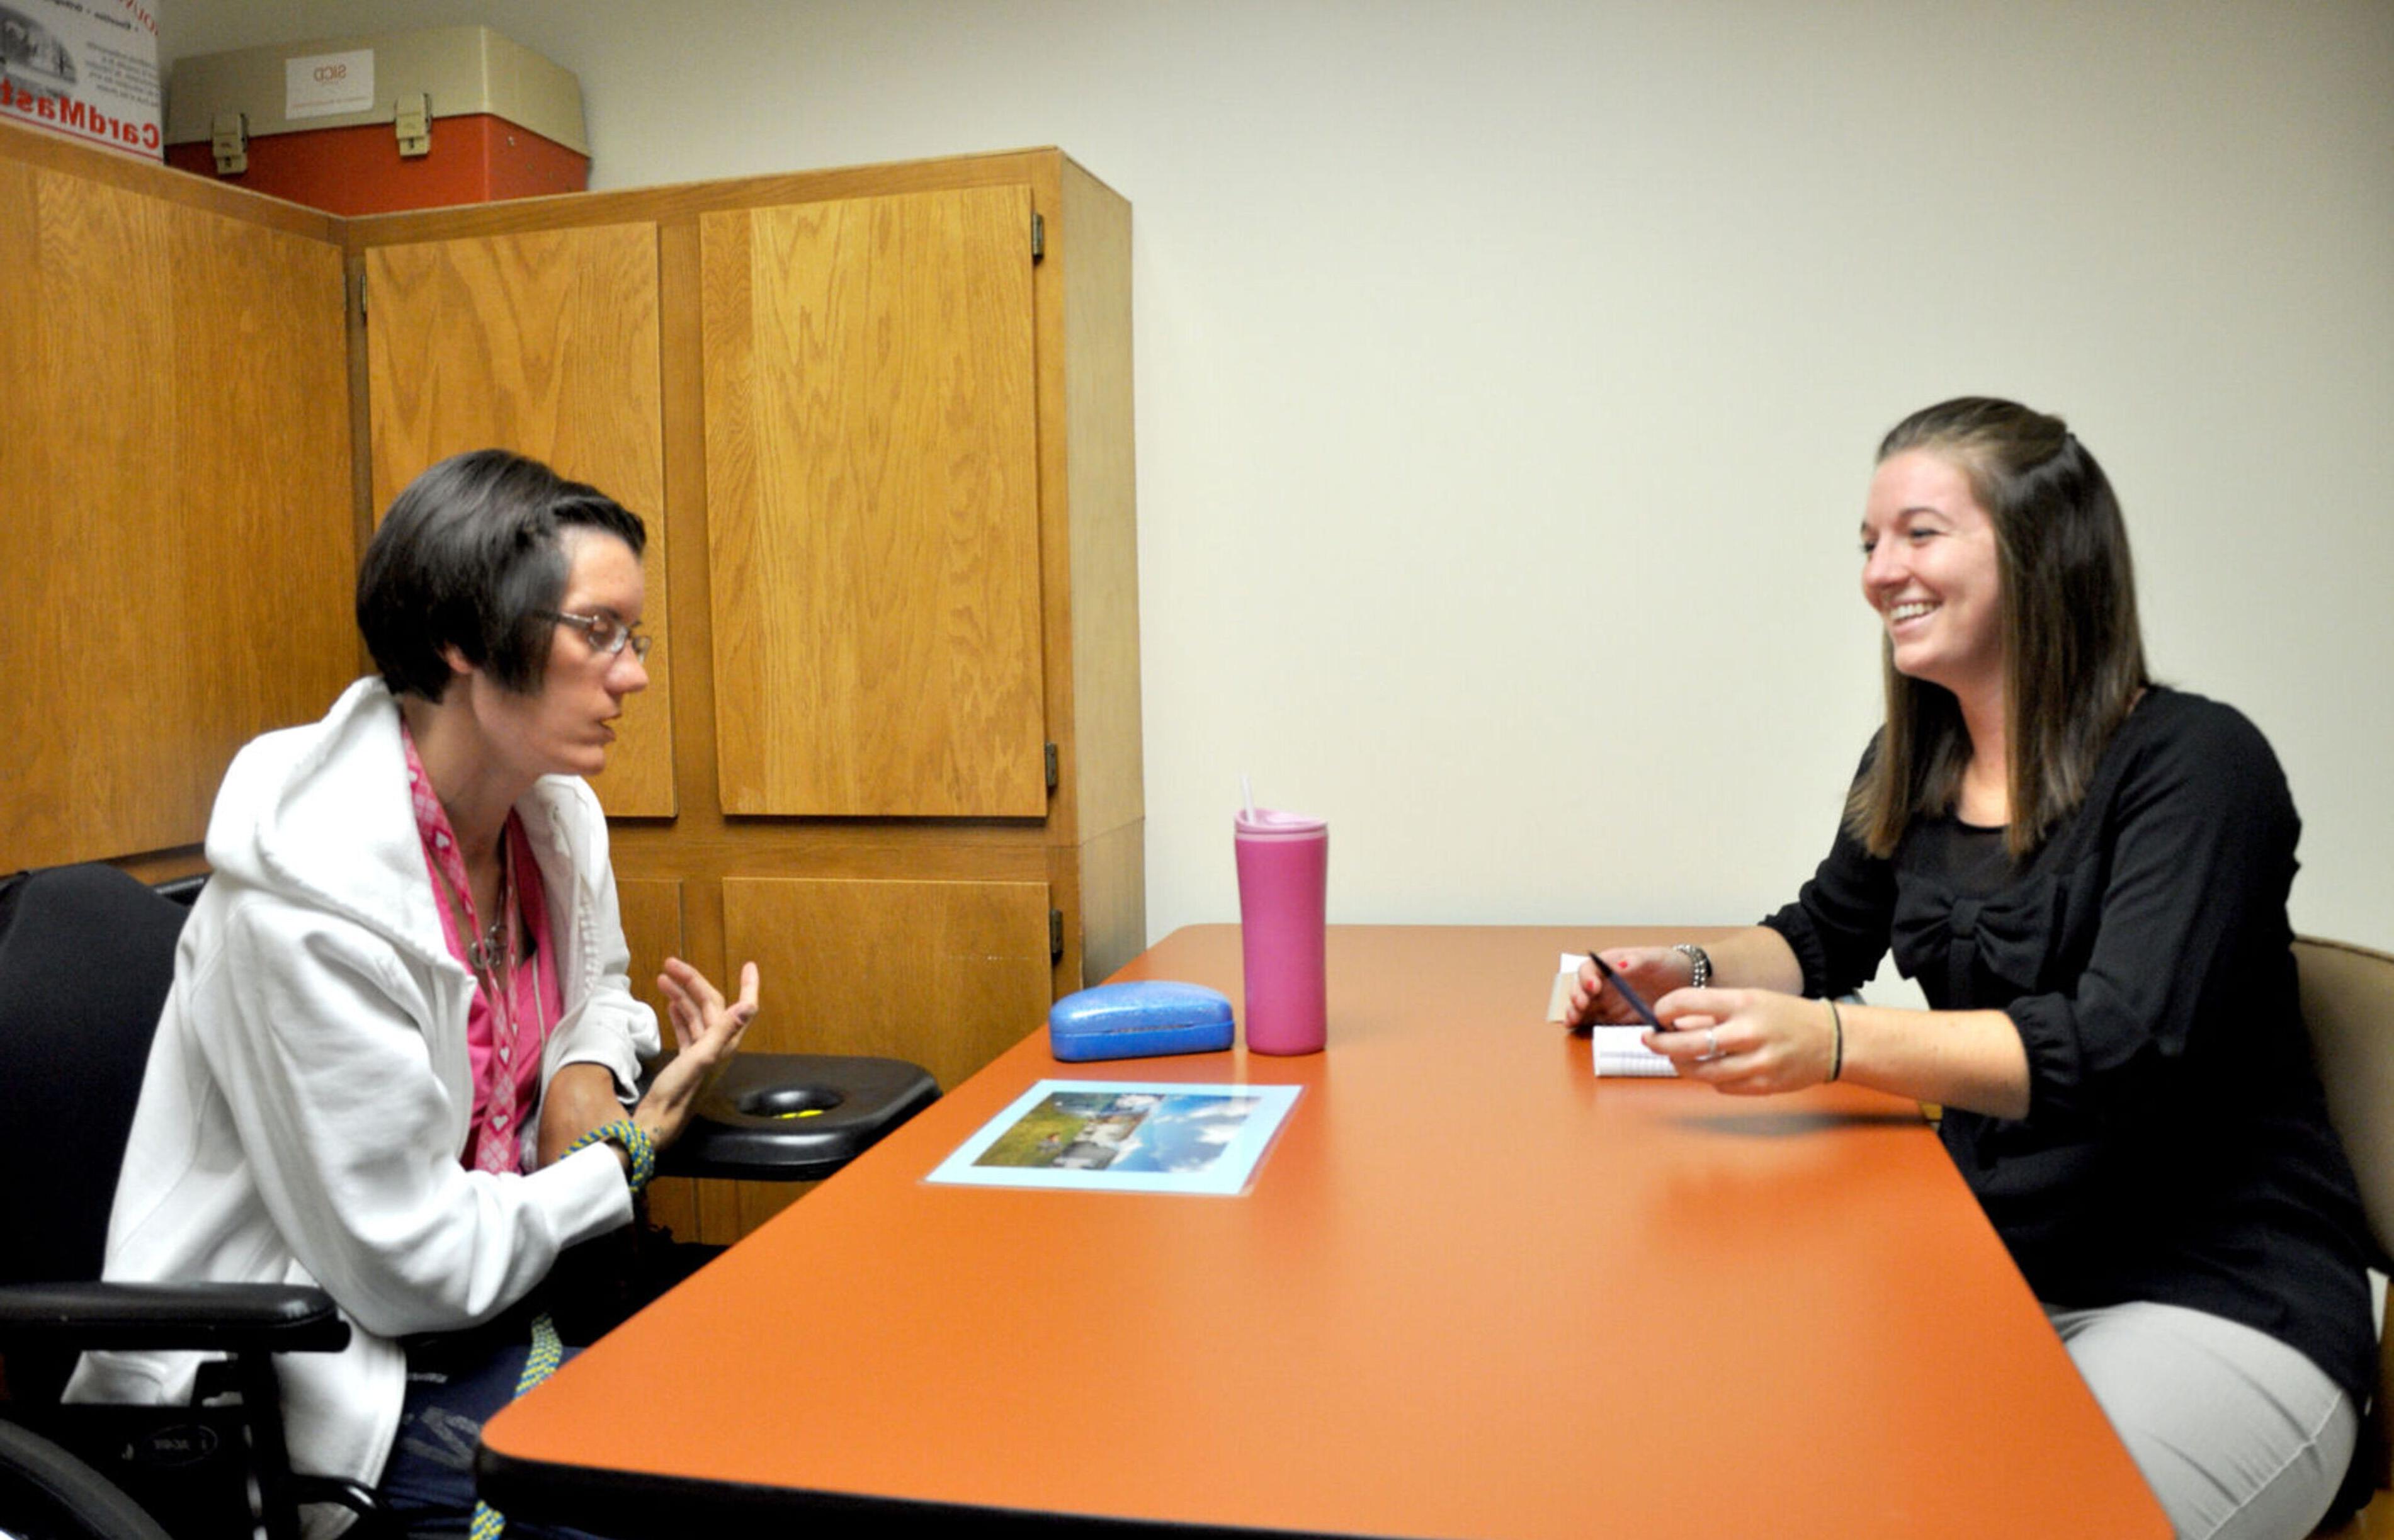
left=1234, top=808, right=1329, bottom=1055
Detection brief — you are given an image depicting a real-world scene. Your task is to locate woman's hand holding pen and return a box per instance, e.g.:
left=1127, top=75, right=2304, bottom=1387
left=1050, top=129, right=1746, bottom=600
left=1638, top=987, right=1839, bottom=1094
left=1567, top=931, right=1844, bottom=1094
left=1563, top=947, right=1691, bottom=1029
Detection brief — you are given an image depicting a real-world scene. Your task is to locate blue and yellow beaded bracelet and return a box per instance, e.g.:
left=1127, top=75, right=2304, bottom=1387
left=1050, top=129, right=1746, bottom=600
left=566, top=1118, right=655, bottom=1194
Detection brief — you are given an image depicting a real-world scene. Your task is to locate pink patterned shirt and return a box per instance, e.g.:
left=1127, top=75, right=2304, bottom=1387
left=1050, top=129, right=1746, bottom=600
left=400, top=723, right=564, bottom=1173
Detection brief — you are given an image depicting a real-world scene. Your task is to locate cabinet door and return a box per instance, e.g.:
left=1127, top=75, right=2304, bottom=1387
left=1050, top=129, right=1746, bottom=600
left=713, top=874, right=1054, bottom=1238
left=721, top=875, right=1053, bottom=1089
left=0, top=162, right=353, bottom=868
left=701, top=186, right=1047, bottom=817
left=363, top=224, right=675, bottom=816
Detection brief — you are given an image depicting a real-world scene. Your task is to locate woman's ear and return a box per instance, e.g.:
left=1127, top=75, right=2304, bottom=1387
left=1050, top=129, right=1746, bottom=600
left=438, top=644, right=478, bottom=686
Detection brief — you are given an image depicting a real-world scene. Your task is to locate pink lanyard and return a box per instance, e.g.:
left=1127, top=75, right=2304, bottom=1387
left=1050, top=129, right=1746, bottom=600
left=399, top=722, right=550, bottom=1174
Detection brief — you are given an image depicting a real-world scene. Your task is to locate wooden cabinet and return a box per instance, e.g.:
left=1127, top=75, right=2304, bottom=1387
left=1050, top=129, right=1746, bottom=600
left=349, top=150, right=1142, bottom=1241
left=0, top=122, right=356, bottom=874
left=1, top=127, right=1141, bottom=1245
left=360, top=222, right=677, bottom=816
left=700, top=186, right=1047, bottom=818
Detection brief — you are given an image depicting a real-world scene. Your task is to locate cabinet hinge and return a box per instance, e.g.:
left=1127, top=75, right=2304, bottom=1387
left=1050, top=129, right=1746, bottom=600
left=1043, top=742, right=1059, bottom=791
left=1030, top=211, right=1045, bottom=263
left=210, top=112, right=248, bottom=176
left=1049, top=909, right=1065, bottom=963
left=395, top=92, right=431, bottom=159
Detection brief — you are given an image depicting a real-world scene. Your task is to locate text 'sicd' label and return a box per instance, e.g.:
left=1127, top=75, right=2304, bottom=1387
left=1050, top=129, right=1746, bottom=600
left=284, top=49, right=374, bottom=119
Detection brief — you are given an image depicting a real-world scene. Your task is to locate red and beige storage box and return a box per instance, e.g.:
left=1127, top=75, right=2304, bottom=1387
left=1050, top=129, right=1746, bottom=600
left=163, top=25, right=587, bottom=215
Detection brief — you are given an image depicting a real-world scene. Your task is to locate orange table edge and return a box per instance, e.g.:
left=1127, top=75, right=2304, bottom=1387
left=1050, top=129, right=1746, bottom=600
left=480, top=925, right=2169, bottom=1538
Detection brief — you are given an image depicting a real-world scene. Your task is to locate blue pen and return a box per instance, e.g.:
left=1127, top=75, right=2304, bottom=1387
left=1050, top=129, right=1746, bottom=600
left=1587, top=950, right=1667, bottom=1033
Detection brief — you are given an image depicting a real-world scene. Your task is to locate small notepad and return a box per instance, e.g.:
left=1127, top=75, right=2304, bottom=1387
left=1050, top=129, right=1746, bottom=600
left=1549, top=953, right=1676, bottom=1078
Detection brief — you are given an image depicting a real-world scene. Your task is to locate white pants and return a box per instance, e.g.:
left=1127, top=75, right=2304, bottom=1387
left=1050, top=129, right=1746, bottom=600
left=2046, top=1300, right=2358, bottom=1540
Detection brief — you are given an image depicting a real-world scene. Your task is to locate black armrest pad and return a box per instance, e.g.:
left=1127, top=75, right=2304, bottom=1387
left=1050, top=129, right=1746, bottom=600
left=646, top=1052, right=940, bottom=1182
left=0, top=1282, right=350, bottom=1354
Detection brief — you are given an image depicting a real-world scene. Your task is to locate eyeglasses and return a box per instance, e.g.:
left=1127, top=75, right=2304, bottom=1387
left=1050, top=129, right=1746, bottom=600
left=539, top=609, right=654, bottom=662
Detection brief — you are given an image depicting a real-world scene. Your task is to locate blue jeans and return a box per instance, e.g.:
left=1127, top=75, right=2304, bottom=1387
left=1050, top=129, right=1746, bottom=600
left=380, top=1323, right=600, bottom=1540
left=377, top=1229, right=720, bottom=1537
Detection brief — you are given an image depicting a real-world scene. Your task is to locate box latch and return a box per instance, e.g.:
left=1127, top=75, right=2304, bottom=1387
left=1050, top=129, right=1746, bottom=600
left=394, top=93, right=431, bottom=158
left=210, top=112, right=248, bottom=176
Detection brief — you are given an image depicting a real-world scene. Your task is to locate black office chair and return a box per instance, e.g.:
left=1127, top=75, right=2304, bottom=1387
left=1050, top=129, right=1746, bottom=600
left=0, top=863, right=358, bottom=1540
left=0, top=863, right=938, bottom=1539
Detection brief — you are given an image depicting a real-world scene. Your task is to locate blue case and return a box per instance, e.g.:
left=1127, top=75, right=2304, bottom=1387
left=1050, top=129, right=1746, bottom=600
left=1047, top=980, right=1236, bottom=1062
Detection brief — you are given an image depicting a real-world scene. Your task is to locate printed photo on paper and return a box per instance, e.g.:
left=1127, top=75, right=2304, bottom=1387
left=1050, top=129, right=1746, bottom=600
left=927, top=1080, right=1302, bottom=1195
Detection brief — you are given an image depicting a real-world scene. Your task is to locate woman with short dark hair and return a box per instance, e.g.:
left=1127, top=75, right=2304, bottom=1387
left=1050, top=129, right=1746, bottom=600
left=1566, top=399, right=2373, bottom=1539
left=358, top=448, right=655, bottom=699
left=69, top=449, right=754, bottom=1537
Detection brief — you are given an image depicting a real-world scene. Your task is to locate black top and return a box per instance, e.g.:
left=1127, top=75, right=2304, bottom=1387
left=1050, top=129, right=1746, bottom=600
left=1762, top=688, right=2376, bottom=1403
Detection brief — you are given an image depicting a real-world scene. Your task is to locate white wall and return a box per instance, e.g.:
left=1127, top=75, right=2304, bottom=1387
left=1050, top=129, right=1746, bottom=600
left=165, top=1, right=2394, bottom=975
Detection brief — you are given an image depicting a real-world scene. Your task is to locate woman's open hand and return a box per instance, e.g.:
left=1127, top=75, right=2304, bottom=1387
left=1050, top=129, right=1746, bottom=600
left=632, top=957, right=759, bottom=1149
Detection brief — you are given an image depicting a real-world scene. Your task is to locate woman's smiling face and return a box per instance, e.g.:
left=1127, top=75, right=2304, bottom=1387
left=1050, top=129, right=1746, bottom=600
left=1859, top=449, right=2005, bottom=704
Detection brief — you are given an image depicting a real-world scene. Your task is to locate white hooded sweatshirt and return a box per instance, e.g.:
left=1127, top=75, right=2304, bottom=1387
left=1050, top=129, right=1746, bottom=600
left=65, top=678, right=655, bottom=1535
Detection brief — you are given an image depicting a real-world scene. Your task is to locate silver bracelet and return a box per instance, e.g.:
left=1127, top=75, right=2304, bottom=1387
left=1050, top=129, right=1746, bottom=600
left=1671, top=943, right=1711, bottom=990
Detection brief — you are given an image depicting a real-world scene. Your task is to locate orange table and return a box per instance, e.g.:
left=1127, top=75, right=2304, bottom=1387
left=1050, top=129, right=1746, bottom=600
left=480, top=926, right=2169, bottom=1537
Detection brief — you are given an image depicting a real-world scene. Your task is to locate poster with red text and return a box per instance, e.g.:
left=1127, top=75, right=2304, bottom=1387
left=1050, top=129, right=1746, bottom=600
left=1, top=0, right=162, bottom=160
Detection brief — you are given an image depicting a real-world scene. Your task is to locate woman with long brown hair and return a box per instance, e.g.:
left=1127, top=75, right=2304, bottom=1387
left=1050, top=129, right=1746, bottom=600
left=1567, top=399, right=2373, bottom=1539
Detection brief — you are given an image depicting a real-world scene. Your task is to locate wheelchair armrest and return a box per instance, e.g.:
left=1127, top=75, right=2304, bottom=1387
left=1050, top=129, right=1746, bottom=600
left=644, top=1051, right=940, bottom=1182
left=0, top=1282, right=350, bottom=1356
